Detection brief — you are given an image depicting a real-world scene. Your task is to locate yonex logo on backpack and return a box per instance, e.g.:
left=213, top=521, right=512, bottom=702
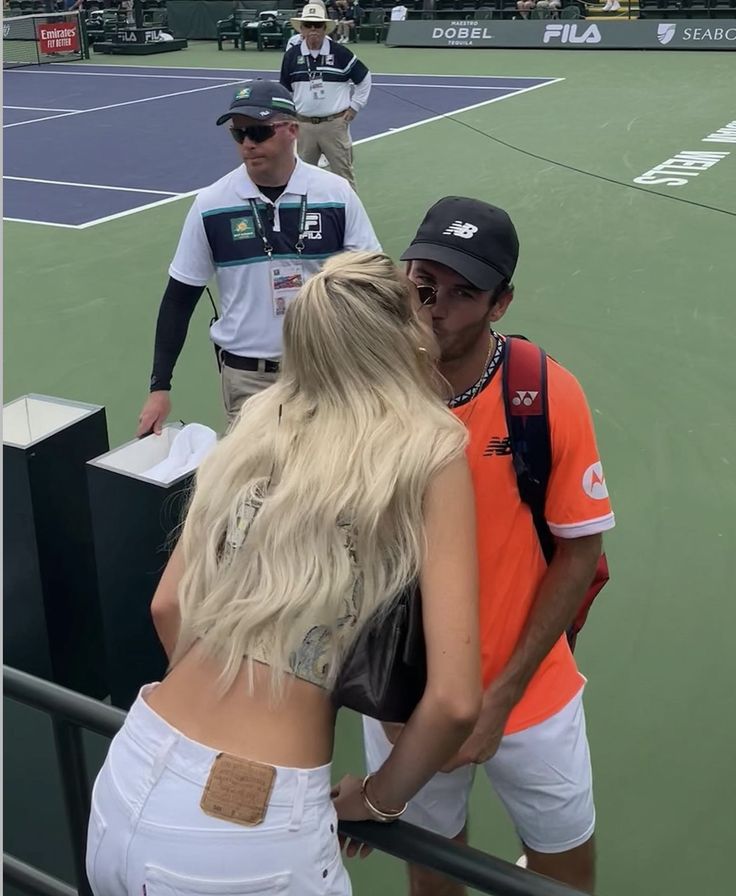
left=512, top=390, right=539, bottom=407
left=443, top=221, right=478, bottom=239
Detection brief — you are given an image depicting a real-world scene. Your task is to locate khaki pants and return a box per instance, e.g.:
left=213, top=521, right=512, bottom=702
left=298, top=115, right=356, bottom=190
left=221, top=364, right=279, bottom=424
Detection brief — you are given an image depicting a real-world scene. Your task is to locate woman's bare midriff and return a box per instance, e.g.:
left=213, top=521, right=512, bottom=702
left=145, top=646, right=336, bottom=768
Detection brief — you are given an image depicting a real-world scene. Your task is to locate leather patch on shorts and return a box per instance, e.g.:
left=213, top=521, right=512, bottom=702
left=200, top=753, right=276, bottom=827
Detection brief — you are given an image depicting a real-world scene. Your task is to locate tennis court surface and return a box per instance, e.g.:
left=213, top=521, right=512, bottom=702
left=3, top=42, right=736, bottom=896
left=3, top=63, right=559, bottom=227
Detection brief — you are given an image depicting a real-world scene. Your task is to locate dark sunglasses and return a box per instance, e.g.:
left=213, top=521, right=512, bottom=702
left=302, top=21, right=326, bottom=28
left=229, top=121, right=290, bottom=145
left=416, top=285, right=437, bottom=307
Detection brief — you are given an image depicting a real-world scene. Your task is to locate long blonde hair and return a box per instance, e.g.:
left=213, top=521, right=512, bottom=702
left=173, top=252, right=467, bottom=693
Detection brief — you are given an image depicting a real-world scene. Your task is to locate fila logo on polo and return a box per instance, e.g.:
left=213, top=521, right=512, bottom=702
left=582, top=461, right=609, bottom=500
left=443, top=221, right=478, bottom=239
left=512, top=390, right=538, bottom=407
left=303, top=212, right=323, bottom=240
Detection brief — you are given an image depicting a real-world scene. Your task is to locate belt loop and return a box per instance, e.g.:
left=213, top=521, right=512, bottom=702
left=257, top=359, right=266, bottom=373
left=288, top=770, right=309, bottom=831
left=150, top=734, right=178, bottom=787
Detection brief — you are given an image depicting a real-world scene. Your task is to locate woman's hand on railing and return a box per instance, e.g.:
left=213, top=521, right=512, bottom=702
left=331, top=774, right=374, bottom=859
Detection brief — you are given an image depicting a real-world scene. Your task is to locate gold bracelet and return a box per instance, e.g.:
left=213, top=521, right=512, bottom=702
left=360, top=774, right=407, bottom=823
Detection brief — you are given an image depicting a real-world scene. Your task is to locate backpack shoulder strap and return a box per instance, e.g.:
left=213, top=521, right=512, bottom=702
left=502, top=336, right=555, bottom=563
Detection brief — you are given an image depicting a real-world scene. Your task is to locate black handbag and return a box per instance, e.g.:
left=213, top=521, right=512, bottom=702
left=331, top=584, right=426, bottom=723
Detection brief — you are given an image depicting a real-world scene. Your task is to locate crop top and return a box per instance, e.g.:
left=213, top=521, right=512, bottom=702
left=225, top=493, right=362, bottom=689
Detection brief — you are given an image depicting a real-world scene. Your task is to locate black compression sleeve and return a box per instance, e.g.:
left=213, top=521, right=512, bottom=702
left=150, top=278, right=205, bottom=391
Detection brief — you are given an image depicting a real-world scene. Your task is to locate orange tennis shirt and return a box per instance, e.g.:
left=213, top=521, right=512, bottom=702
left=451, top=337, right=615, bottom=735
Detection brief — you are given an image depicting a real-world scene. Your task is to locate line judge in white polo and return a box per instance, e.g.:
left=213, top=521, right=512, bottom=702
left=280, top=3, right=372, bottom=191
left=137, top=80, right=380, bottom=436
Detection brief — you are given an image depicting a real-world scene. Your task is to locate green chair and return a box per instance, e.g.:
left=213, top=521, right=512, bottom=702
left=560, top=4, right=581, bottom=17
left=257, top=16, right=287, bottom=50
left=356, top=8, right=385, bottom=43
left=217, top=14, right=242, bottom=50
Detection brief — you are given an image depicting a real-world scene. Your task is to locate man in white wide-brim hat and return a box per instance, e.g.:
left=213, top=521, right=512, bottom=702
left=280, top=2, right=372, bottom=191
left=289, top=1, right=336, bottom=36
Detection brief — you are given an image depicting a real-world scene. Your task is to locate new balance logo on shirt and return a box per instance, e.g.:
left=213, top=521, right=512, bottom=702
left=483, top=436, right=512, bottom=457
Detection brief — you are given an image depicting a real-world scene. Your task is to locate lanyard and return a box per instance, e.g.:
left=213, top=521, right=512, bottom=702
left=248, top=194, right=308, bottom=257
left=305, top=52, right=321, bottom=82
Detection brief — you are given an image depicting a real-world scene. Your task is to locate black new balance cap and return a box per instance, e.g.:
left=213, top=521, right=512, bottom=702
left=401, top=197, right=520, bottom=292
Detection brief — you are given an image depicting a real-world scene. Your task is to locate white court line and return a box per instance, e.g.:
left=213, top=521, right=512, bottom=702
left=76, top=189, right=200, bottom=230
left=355, top=78, right=565, bottom=147
left=5, top=77, right=564, bottom=230
left=7, top=63, right=557, bottom=82
left=7, top=69, right=244, bottom=82
left=75, top=78, right=564, bottom=230
left=4, top=175, right=179, bottom=196
left=3, top=79, right=243, bottom=129
left=4, top=105, right=80, bottom=112
left=3, top=216, right=81, bottom=229
left=377, top=83, right=523, bottom=90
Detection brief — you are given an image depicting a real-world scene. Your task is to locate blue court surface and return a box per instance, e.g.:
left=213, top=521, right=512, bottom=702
left=3, top=63, right=560, bottom=229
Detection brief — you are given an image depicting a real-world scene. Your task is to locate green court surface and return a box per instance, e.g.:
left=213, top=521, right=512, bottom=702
left=4, top=43, right=736, bottom=896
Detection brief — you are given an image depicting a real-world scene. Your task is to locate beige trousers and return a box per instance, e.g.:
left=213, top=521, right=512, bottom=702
left=221, top=365, right=278, bottom=424
left=297, top=115, right=356, bottom=190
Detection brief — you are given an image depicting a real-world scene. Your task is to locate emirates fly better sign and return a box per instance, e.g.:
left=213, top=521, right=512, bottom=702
left=39, top=22, right=80, bottom=54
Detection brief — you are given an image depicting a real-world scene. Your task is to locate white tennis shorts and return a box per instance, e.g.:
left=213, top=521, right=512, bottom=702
left=363, top=689, right=594, bottom=854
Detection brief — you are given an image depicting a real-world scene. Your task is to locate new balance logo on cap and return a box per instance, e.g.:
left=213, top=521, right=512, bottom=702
left=443, top=221, right=478, bottom=239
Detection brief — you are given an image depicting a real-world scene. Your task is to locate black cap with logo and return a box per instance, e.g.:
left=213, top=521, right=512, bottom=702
left=401, top=197, right=520, bottom=292
left=216, top=80, right=297, bottom=127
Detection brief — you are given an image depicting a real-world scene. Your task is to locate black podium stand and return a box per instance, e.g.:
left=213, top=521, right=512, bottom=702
left=87, top=425, right=194, bottom=709
left=3, top=395, right=109, bottom=697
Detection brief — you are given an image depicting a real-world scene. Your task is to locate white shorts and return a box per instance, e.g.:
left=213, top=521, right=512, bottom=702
left=363, top=689, right=594, bottom=854
left=87, top=685, right=351, bottom=895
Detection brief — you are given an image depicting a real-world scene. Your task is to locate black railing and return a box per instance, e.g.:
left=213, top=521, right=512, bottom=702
left=3, top=665, right=585, bottom=896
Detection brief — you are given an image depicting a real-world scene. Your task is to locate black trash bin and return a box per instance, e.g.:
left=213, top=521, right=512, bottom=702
left=3, top=394, right=109, bottom=697
left=87, top=424, right=197, bottom=709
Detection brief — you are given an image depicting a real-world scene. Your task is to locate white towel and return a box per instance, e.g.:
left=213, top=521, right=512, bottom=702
left=142, top=423, right=217, bottom=484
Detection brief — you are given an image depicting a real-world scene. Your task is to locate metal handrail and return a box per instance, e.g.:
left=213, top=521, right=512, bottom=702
left=3, top=666, right=585, bottom=896
left=4, top=855, right=77, bottom=896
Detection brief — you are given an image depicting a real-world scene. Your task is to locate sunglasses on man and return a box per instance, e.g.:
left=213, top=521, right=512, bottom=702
left=302, top=21, right=326, bottom=28
left=230, top=121, right=291, bottom=145
left=416, top=285, right=437, bottom=307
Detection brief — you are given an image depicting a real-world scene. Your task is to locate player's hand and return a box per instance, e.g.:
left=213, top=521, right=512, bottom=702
left=442, top=684, right=514, bottom=771
left=137, top=391, right=171, bottom=437
left=343, top=108, right=357, bottom=124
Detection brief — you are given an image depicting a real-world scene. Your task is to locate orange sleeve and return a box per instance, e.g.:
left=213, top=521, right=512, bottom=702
left=544, top=360, right=615, bottom=539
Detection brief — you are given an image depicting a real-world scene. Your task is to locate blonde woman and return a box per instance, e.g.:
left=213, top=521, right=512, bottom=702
left=86, top=252, right=481, bottom=895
